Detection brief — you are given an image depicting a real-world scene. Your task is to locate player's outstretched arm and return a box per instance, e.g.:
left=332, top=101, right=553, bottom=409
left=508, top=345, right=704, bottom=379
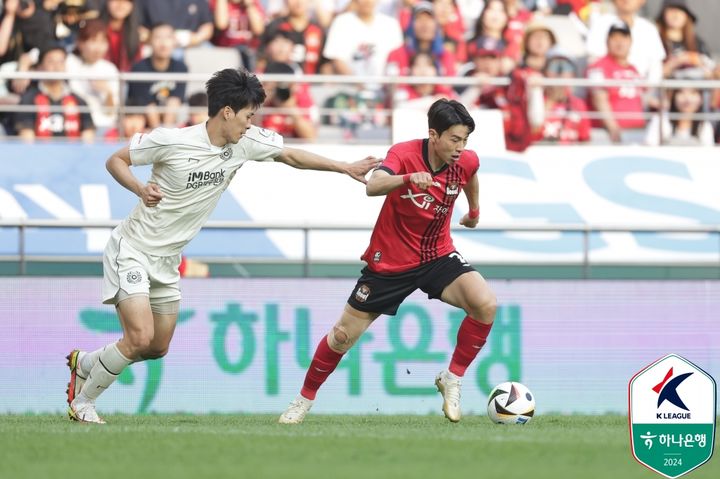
left=459, top=173, right=480, bottom=228
left=274, top=147, right=381, bottom=184
left=366, top=169, right=435, bottom=197
left=106, top=146, right=164, bottom=207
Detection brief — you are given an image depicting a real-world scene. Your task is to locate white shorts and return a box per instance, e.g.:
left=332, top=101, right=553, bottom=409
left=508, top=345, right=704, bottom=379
left=102, top=227, right=182, bottom=305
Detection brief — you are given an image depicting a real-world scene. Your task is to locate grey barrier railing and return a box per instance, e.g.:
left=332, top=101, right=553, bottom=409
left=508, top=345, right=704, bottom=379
left=1, top=219, right=718, bottom=278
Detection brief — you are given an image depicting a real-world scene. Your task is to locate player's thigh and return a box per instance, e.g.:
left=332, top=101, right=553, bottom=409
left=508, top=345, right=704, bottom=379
left=440, top=270, right=497, bottom=322
left=116, top=294, right=155, bottom=339
left=346, top=268, right=417, bottom=316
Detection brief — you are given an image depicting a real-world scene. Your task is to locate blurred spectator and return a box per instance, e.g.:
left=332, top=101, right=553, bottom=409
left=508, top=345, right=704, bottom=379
left=587, top=21, right=645, bottom=143
left=126, top=23, right=188, bottom=128
left=554, top=0, right=599, bottom=18
left=645, top=86, right=714, bottom=146
left=14, top=0, right=58, bottom=53
left=261, top=61, right=317, bottom=139
left=101, top=0, right=143, bottom=72
left=260, top=0, right=325, bottom=74
left=467, top=0, right=515, bottom=75
left=454, top=0, right=483, bottom=34
left=585, top=0, right=665, bottom=83
left=259, top=29, right=301, bottom=72
left=15, top=44, right=95, bottom=141
left=54, top=0, right=101, bottom=50
left=0, top=0, right=22, bottom=64
left=431, top=0, right=466, bottom=64
left=186, top=91, right=209, bottom=125
left=459, top=48, right=508, bottom=110
left=503, top=21, right=556, bottom=151
left=531, top=52, right=590, bottom=144
left=66, top=19, right=119, bottom=130
left=393, top=51, right=454, bottom=104
left=323, top=0, right=403, bottom=77
left=523, top=0, right=553, bottom=14
left=503, top=0, right=533, bottom=64
left=386, top=1, right=456, bottom=98
left=520, top=21, right=555, bottom=71
left=655, top=0, right=713, bottom=80
left=103, top=96, right=147, bottom=140
left=264, top=0, right=340, bottom=30
left=209, top=0, right=265, bottom=70
left=137, top=0, right=213, bottom=50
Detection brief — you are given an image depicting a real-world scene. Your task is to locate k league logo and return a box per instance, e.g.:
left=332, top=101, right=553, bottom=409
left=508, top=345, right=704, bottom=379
left=629, top=354, right=716, bottom=478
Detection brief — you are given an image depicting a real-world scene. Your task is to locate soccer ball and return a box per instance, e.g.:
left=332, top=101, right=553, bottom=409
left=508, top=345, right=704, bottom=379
left=487, top=382, right=535, bottom=425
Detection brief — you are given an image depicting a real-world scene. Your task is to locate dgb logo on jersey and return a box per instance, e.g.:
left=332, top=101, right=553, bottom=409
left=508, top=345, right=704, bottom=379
left=629, top=354, right=716, bottom=478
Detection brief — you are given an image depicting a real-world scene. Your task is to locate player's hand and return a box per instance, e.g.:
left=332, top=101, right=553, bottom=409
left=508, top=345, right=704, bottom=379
left=408, top=172, right=434, bottom=190
left=346, top=156, right=382, bottom=184
left=141, top=182, right=164, bottom=207
left=460, top=213, right=479, bottom=228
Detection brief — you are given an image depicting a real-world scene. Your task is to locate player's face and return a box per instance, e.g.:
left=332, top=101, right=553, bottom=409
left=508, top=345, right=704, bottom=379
left=223, top=105, right=256, bottom=143
left=431, top=125, right=470, bottom=166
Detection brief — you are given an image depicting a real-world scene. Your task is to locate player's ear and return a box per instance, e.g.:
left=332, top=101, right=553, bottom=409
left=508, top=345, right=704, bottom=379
left=428, top=129, right=438, bottom=142
left=223, top=106, right=233, bottom=121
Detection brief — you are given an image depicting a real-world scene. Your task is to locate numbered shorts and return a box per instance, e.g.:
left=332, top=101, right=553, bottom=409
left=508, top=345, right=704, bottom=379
left=102, top=227, right=182, bottom=305
left=346, top=251, right=476, bottom=316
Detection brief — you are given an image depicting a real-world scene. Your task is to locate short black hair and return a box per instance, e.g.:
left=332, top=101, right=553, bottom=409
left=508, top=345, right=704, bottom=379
left=205, top=68, right=266, bottom=117
left=39, top=43, right=66, bottom=64
left=188, top=91, right=208, bottom=107
left=150, top=22, right=174, bottom=33
left=427, top=99, right=475, bottom=136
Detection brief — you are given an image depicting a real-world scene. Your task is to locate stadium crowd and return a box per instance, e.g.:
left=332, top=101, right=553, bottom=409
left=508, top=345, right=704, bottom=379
left=0, top=0, right=718, bottom=149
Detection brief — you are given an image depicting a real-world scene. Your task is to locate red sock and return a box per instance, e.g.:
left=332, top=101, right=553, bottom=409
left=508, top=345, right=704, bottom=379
left=300, top=335, right=344, bottom=400
left=449, top=317, right=493, bottom=377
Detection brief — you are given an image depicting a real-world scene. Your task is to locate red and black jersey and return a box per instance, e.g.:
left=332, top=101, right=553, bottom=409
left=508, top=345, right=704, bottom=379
left=362, top=139, right=479, bottom=274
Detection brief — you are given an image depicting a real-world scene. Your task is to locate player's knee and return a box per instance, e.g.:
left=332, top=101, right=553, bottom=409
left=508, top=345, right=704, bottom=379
left=126, top=329, right=154, bottom=351
left=328, top=326, right=352, bottom=353
left=467, top=293, right=497, bottom=324
left=143, top=346, right=169, bottom=360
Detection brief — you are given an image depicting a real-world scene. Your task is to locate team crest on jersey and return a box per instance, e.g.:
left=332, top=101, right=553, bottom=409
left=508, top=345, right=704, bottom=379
left=355, top=284, right=371, bottom=303
left=446, top=182, right=459, bottom=195
left=126, top=271, right=142, bottom=284
left=220, top=145, right=232, bottom=160
left=373, top=251, right=382, bottom=263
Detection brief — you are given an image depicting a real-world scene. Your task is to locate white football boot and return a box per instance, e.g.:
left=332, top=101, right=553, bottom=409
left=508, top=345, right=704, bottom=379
left=435, top=370, right=462, bottom=422
left=278, top=395, right=314, bottom=424
left=68, top=397, right=106, bottom=424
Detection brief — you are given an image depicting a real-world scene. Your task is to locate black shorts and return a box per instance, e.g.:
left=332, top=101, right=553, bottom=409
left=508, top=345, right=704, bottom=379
left=346, top=251, right=476, bottom=316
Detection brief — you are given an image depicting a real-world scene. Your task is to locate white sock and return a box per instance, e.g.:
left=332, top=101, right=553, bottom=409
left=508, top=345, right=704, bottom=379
left=79, top=346, right=105, bottom=377
left=78, top=342, right=132, bottom=402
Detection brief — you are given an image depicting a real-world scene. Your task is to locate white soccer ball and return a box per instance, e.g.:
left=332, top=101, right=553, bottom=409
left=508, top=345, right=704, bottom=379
left=487, top=382, right=536, bottom=425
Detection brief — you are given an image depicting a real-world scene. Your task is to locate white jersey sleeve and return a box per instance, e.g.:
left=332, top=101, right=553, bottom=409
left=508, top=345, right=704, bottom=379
left=128, top=128, right=177, bottom=166
left=240, top=126, right=284, bottom=162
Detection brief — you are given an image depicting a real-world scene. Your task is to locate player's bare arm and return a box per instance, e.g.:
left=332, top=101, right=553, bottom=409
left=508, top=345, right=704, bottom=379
left=274, top=147, right=381, bottom=184
left=459, top=173, right=480, bottom=228
left=366, top=169, right=435, bottom=196
left=106, top=146, right=164, bottom=207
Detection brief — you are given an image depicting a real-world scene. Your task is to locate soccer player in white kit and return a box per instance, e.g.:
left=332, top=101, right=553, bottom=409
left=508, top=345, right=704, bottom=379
left=65, top=68, right=380, bottom=423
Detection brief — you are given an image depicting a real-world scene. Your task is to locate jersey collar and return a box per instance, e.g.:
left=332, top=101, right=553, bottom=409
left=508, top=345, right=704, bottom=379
left=423, top=138, right=449, bottom=176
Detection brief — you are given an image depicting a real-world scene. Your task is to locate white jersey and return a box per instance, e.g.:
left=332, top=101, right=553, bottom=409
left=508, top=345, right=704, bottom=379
left=120, top=123, right=283, bottom=256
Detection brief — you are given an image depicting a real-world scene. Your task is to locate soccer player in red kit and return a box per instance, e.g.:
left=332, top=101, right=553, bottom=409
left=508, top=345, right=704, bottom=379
left=279, top=99, right=497, bottom=424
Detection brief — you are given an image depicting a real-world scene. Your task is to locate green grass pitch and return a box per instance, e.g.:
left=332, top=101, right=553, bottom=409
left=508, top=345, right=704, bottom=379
left=0, top=414, right=717, bottom=479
